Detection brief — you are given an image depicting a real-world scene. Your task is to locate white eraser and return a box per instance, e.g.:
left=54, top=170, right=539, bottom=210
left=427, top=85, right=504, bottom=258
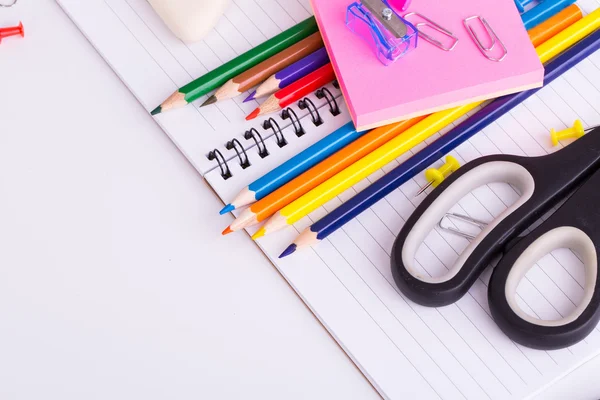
left=148, top=0, right=231, bottom=42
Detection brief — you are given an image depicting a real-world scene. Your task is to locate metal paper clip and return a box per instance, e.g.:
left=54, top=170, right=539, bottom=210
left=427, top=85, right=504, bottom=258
left=404, top=12, right=458, bottom=51
left=346, top=0, right=418, bottom=66
left=463, top=16, right=508, bottom=62
left=438, top=212, right=488, bottom=240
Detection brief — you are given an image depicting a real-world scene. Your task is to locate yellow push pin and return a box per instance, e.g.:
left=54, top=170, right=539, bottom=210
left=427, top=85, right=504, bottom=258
left=416, top=155, right=461, bottom=196
left=550, top=120, right=587, bottom=146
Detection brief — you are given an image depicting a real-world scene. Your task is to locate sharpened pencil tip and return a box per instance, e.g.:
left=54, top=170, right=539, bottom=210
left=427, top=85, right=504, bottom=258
left=246, top=108, right=260, bottom=121
left=243, top=91, right=256, bottom=103
left=279, top=244, right=297, bottom=258
left=252, top=227, right=266, bottom=240
left=150, top=105, right=162, bottom=115
left=220, top=204, right=235, bottom=215
left=222, top=226, right=233, bottom=236
left=201, top=95, right=217, bottom=107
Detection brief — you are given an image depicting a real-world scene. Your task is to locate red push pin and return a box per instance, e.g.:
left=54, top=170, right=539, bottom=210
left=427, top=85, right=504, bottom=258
left=0, top=22, right=24, bottom=44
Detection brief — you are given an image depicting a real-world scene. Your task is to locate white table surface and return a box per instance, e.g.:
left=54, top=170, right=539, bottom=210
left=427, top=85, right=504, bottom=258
left=1, top=1, right=599, bottom=399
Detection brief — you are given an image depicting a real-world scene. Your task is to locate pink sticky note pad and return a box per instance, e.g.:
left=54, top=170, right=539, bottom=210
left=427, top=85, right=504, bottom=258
left=310, top=0, right=544, bottom=130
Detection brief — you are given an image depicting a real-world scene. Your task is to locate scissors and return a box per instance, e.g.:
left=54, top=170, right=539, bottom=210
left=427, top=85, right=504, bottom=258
left=391, top=126, right=600, bottom=350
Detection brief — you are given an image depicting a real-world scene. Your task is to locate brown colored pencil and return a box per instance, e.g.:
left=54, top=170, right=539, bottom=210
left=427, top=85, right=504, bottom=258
left=245, top=63, right=335, bottom=120
left=201, top=32, right=323, bottom=106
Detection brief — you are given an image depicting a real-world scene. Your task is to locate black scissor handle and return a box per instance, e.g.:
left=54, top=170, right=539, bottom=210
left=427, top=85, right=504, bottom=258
left=392, top=127, right=600, bottom=308
left=391, top=154, right=535, bottom=307
left=488, top=169, right=600, bottom=350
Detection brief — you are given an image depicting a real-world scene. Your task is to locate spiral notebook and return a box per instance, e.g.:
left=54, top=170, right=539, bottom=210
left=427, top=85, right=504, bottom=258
left=57, top=0, right=600, bottom=398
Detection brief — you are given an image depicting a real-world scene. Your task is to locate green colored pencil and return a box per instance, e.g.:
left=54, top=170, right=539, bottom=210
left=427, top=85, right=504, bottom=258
left=151, top=17, right=318, bottom=115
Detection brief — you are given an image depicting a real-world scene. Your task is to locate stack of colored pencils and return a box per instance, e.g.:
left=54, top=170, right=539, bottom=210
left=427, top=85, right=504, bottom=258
left=218, top=5, right=599, bottom=258
left=151, top=16, right=334, bottom=117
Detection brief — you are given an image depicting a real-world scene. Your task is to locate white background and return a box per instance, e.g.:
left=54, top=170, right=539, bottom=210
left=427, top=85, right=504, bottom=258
left=0, top=1, right=599, bottom=399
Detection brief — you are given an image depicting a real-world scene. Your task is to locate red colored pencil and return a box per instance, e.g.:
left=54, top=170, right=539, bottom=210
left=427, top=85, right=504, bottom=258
left=245, top=63, right=335, bottom=120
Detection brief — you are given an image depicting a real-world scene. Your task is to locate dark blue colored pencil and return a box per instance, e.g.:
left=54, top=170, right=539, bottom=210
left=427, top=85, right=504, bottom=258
left=280, top=28, right=600, bottom=258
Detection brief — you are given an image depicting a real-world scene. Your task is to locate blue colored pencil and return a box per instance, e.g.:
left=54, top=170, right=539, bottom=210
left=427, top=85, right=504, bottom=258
left=279, top=28, right=600, bottom=257
left=514, top=0, right=537, bottom=14
left=522, top=0, right=576, bottom=29
left=244, top=47, right=330, bottom=102
left=221, top=122, right=365, bottom=214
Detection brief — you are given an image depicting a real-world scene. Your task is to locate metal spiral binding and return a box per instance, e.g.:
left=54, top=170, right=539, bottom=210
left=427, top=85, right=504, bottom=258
left=207, top=149, right=232, bottom=180
left=316, top=87, right=341, bottom=116
left=263, top=117, right=288, bottom=147
left=281, top=107, right=305, bottom=137
left=298, top=97, right=323, bottom=126
left=244, top=128, right=270, bottom=158
left=209, top=85, right=341, bottom=178
left=225, top=138, right=251, bottom=169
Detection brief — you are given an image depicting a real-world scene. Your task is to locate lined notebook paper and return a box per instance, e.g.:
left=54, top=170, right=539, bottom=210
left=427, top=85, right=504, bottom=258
left=58, top=0, right=332, bottom=174
left=57, top=0, right=600, bottom=398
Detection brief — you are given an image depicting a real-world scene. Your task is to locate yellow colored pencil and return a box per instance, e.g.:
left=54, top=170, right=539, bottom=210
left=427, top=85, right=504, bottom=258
left=252, top=7, right=600, bottom=240
left=252, top=104, right=479, bottom=238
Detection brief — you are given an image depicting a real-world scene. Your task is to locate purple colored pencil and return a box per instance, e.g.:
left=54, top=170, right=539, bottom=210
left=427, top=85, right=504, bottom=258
left=244, top=47, right=329, bottom=102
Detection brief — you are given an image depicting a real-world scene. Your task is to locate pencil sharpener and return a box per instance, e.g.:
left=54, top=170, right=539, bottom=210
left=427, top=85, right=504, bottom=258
left=346, top=0, right=418, bottom=66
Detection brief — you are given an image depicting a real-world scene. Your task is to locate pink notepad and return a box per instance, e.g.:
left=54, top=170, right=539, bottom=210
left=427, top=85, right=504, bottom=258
left=310, top=0, right=544, bottom=130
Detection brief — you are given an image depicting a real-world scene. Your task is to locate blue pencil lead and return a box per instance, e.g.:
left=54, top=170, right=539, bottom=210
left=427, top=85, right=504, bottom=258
left=219, top=204, right=235, bottom=215
left=279, top=244, right=297, bottom=258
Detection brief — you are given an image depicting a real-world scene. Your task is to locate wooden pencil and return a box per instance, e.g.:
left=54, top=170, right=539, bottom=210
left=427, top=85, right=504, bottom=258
left=201, top=32, right=323, bottom=107
left=220, top=122, right=365, bottom=215
left=279, top=8, right=600, bottom=255
left=224, top=116, right=426, bottom=233
left=251, top=103, right=481, bottom=240
left=245, top=63, right=335, bottom=120
left=244, top=47, right=330, bottom=102
left=150, top=17, right=318, bottom=115
left=521, top=0, right=576, bottom=30
left=528, top=4, right=581, bottom=47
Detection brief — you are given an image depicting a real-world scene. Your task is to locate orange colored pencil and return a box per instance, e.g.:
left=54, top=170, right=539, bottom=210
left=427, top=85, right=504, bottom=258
left=528, top=4, right=582, bottom=47
left=223, top=115, right=427, bottom=234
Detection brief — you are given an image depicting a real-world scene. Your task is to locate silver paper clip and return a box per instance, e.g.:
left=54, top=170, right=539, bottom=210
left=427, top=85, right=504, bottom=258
left=463, top=16, right=507, bottom=62
left=438, top=212, right=488, bottom=240
left=404, top=12, right=458, bottom=51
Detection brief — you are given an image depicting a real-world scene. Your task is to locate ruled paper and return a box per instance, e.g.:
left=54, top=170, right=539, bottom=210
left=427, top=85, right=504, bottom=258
left=207, top=1, right=600, bottom=399
left=58, top=0, right=600, bottom=398
left=57, top=0, right=333, bottom=174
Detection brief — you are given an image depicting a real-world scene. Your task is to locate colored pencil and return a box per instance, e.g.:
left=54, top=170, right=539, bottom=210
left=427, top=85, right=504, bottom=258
left=228, top=5, right=566, bottom=234
left=150, top=17, right=318, bottom=115
left=256, top=8, right=600, bottom=242
left=528, top=4, right=582, bottom=47
left=281, top=11, right=600, bottom=257
left=245, top=63, right=336, bottom=120
left=202, top=32, right=324, bottom=106
left=220, top=122, right=366, bottom=215
left=224, top=116, right=427, bottom=233
left=244, top=47, right=330, bottom=102
left=251, top=104, right=481, bottom=239
left=522, top=0, right=576, bottom=30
